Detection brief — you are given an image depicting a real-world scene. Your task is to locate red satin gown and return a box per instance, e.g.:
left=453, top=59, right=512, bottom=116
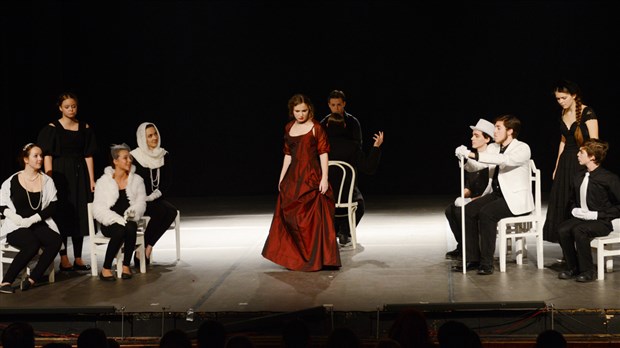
left=262, top=120, right=341, bottom=271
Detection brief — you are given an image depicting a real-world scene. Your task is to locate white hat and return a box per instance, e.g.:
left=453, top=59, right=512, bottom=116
left=470, top=119, right=495, bottom=139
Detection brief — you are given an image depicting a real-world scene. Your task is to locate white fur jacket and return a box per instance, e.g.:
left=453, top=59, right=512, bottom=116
left=92, top=166, right=147, bottom=227
left=0, top=171, right=59, bottom=237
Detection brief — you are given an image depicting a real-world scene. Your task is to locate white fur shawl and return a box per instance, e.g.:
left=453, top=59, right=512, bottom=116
left=92, top=166, right=147, bottom=226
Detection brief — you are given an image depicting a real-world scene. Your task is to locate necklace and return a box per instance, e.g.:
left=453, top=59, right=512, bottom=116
left=25, top=176, right=42, bottom=210
left=150, top=168, right=160, bottom=191
left=26, top=172, right=40, bottom=181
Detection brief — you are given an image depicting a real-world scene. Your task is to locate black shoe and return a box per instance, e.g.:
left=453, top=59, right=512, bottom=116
left=339, top=235, right=352, bottom=247
left=20, top=279, right=34, bottom=291
left=59, top=264, right=74, bottom=272
left=121, top=272, right=133, bottom=280
left=445, top=248, right=462, bottom=260
left=576, top=271, right=596, bottom=282
left=99, top=271, right=116, bottom=281
left=558, top=269, right=578, bottom=280
left=73, top=262, right=91, bottom=271
left=0, top=284, right=14, bottom=294
left=452, top=262, right=480, bottom=272
left=477, top=265, right=494, bottom=275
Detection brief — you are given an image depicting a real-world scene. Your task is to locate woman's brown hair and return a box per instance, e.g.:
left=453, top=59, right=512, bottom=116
left=554, top=80, right=584, bottom=145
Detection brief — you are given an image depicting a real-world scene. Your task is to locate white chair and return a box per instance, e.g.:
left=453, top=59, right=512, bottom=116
left=496, top=160, right=544, bottom=272
left=328, top=160, right=358, bottom=249
left=590, top=219, right=620, bottom=280
left=144, top=210, right=181, bottom=262
left=87, top=203, right=146, bottom=277
left=0, top=219, right=55, bottom=284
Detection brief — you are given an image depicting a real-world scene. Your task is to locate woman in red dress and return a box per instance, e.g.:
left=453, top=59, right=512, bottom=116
left=262, top=94, right=341, bottom=271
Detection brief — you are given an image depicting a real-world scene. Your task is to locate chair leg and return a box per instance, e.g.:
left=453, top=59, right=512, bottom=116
left=536, top=235, right=544, bottom=269
left=349, top=207, right=357, bottom=250
left=175, top=211, right=181, bottom=261
left=596, top=242, right=605, bottom=280
left=90, top=244, right=99, bottom=276
left=499, top=226, right=507, bottom=273
left=47, top=260, right=55, bottom=283
left=515, top=237, right=524, bottom=265
left=138, top=243, right=146, bottom=274
left=605, top=258, right=614, bottom=273
left=115, top=247, right=124, bottom=278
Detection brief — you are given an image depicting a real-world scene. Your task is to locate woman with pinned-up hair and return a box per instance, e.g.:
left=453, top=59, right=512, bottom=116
left=543, top=80, right=599, bottom=246
left=92, top=144, right=146, bottom=281
left=130, top=122, right=178, bottom=268
left=37, top=92, right=97, bottom=272
left=0, top=143, right=62, bottom=293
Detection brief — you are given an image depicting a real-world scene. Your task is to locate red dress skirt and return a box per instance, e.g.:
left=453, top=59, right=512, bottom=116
left=262, top=120, right=341, bottom=271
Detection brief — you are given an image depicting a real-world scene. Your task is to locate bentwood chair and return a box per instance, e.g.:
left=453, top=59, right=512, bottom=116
left=328, top=160, right=358, bottom=249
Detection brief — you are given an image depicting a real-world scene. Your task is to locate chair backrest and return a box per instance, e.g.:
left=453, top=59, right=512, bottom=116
left=328, top=160, right=356, bottom=206
left=87, top=203, right=99, bottom=239
left=529, top=159, right=542, bottom=217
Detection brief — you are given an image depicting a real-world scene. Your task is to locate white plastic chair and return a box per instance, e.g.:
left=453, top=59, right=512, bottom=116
left=496, top=160, right=544, bottom=272
left=0, top=219, right=55, bottom=284
left=87, top=203, right=146, bottom=277
left=590, top=219, right=620, bottom=280
left=328, top=160, right=358, bottom=249
left=144, top=210, right=181, bottom=262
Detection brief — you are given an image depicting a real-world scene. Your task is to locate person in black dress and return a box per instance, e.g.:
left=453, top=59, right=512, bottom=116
left=0, top=144, right=62, bottom=293
left=130, top=122, right=178, bottom=266
left=37, top=92, right=97, bottom=272
left=543, top=80, right=599, bottom=248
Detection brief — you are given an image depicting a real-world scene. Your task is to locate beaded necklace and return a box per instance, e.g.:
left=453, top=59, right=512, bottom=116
left=25, top=174, right=42, bottom=210
left=150, top=168, right=160, bottom=191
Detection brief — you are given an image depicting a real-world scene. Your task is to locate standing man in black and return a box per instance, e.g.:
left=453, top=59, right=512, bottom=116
left=557, top=139, right=620, bottom=282
left=320, top=90, right=383, bottom=247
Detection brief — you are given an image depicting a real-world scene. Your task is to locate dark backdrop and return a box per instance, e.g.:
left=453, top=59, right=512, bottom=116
left=1, top=1, right=619, bottom=198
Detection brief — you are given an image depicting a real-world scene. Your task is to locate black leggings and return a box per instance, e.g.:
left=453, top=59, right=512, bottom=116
left=144, top=199, right=178, bottom=247
left=100, top=221, right=138, bottom=269
left=59, top=235, right=84, bottom=258
left=3, top=223, right=62, bottom=284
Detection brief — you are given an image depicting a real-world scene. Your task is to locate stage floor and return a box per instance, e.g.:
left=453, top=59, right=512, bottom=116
left=1, top=195, right=619, bottom=313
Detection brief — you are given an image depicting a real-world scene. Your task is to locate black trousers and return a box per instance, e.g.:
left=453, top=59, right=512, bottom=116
left=464, top=193, right=519, bottom=266
left=445, top=203, right=463, bottom=248
left=3, top=223, right=62, bottom=284
left=144, top=199, right=178, bottom=247
left=334, top=199, right=365, bottom=237
left=100, top=221, right=138, bottom=269
left=59, top=235, right=84, bottom=258
left=558, top=218, right=611, bottom=273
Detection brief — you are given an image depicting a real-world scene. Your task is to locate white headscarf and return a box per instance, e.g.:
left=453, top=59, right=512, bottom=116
left=130, top=122, right=168, bottom=169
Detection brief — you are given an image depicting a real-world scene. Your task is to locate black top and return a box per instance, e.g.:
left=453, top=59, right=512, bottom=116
left=320, top=112, right=363, bottom=147
left=571, top=166, right=620, bottom=226
left=132, top=153, right=173, bottom=197
left=321, top=119, right=380, bottom=203
left=110, top=190, right=130, bottom=216
left=465, top=168, right=489, bottom=198
left=7, top=175, right=56, bottom=220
